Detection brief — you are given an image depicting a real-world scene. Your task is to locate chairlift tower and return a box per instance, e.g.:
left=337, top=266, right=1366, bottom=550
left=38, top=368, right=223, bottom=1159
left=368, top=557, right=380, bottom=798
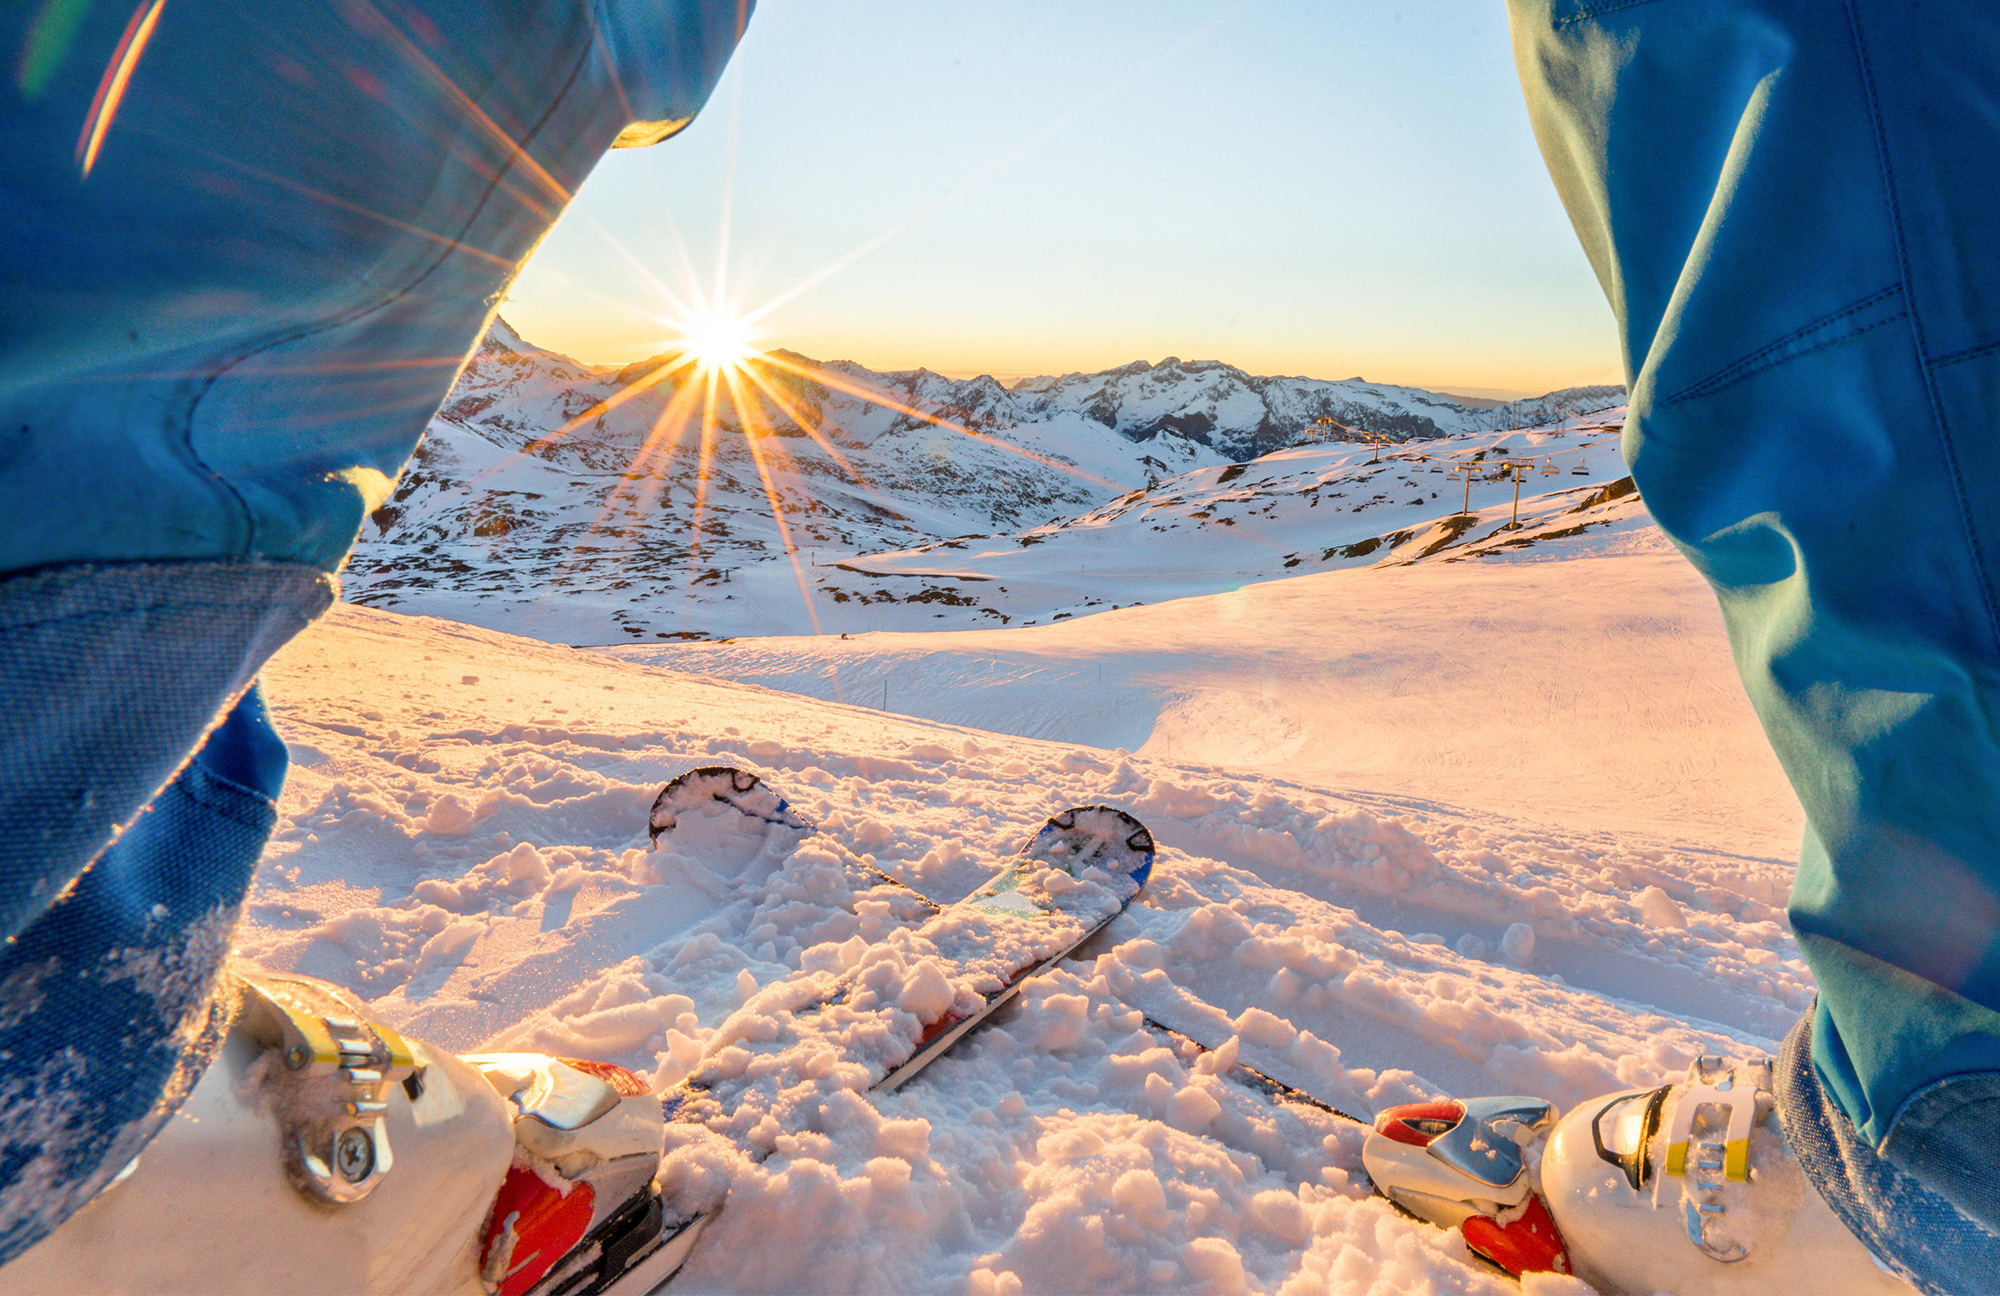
left=1498, top=459, right=1554, bottom=530
left=1447, top=461, right=1479, bottom=517
left=1451, top=457, right=1557, bottom=528
left=1308, top=415, right=1392, bottom=461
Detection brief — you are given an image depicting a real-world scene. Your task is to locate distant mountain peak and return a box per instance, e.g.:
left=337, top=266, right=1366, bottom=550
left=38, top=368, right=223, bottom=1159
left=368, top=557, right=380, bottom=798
left=352, top=317, right=1632, bottom=644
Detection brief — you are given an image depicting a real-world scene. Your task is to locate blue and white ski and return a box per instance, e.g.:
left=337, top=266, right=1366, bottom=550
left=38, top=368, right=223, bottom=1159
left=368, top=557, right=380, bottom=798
left=647, top=766, right=811, bottom=847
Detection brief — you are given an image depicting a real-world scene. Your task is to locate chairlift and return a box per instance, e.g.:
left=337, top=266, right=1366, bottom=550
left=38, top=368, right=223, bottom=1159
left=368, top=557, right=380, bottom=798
left=1570, top=461, right=1590, bottom=475
left=1540, top=461, right=1559, bottom=476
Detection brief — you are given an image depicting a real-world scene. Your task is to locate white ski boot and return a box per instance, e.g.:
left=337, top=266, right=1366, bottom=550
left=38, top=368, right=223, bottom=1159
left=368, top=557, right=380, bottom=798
left=1362, top=1056, right=1916, bottom=1293
left=0, top=970, right=677, bottom=1296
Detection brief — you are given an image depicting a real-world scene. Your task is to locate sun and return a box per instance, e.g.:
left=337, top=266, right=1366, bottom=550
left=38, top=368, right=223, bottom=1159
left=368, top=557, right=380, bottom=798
left=680, top=308, right=757, bottom=374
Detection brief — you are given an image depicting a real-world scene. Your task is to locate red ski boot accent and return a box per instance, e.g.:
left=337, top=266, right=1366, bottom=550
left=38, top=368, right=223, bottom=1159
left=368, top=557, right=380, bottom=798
left=557, top=1057, right=649, bottom=1096
left=480, top=1164, right=597, bottom=1296
left=1374, top=1100, right=1466, bottom=1146
left=1462, top=1191, right=1570, bottom=1277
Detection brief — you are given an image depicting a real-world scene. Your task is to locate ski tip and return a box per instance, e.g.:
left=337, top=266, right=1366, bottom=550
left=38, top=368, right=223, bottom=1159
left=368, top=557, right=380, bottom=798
left=1037, top=805, right=1156, bottom=891
left=647, top=766, right=811, bottom=847
left=649, top=766, right=763, bottom=845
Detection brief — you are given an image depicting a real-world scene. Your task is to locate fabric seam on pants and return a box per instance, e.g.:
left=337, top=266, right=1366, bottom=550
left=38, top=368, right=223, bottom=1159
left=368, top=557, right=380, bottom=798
left=0, top=566, right=331, bottom=632
left=1928, top=335, right=2000, bottom=372
left=1660, top=283, right=1905, bottom=405
left=1, top=597, right=322, bottom=633
left=176, top=763, right=280, bottom=833
left=1841, top=0, right=2000, bottom=658
left=1882, top=1070, right=2000, bottom=1156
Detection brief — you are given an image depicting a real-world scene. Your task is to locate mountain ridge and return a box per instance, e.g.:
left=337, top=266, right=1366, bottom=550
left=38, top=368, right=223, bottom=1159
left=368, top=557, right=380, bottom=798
left=498, top=318, right=1622, bottom=458
left=344, top=318, right=1630, bottom=644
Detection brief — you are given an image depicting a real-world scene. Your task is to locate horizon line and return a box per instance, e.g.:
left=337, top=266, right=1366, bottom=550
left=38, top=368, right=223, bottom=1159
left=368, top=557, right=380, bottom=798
left=491, top=315, right=1624, bottom=407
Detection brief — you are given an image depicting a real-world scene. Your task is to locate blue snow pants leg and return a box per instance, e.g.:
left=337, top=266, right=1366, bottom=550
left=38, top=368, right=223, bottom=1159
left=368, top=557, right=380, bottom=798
left=0, top=0, right=749, bottom=1265
left=1505, top=1, right=2000, bottom=1287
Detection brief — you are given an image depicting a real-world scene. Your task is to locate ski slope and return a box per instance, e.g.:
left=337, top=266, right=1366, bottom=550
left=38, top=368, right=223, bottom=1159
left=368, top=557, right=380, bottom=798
left=243, top=532, right=1805, bottom=1293
left=606, top=546, right=1798, bottom=862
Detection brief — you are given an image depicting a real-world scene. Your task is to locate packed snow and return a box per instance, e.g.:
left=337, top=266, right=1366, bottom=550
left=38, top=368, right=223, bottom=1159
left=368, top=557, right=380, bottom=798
left=243, top=470, right=1809, bottom=1291
left=606, top=547, right=1797, bottom=861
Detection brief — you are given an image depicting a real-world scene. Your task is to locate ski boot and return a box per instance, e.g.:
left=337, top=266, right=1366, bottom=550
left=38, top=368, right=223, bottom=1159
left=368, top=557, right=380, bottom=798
left=0, top=970, right=680, bottom=1296
left=1361, top=1056, right=1916, bottom=1293
left=1362, top=1095, right=1573, bottom=1277
left=468, top=1053, right=696, bottom=1296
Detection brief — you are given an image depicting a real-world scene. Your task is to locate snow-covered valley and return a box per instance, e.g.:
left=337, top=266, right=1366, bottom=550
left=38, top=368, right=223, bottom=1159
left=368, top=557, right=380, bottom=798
left=246, top=437, right=1806, bottom=1290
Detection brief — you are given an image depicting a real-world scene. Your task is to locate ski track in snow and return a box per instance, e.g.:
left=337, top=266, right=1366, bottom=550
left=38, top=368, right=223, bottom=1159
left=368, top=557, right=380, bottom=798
left=246, top=527, right=1807, bottom=1292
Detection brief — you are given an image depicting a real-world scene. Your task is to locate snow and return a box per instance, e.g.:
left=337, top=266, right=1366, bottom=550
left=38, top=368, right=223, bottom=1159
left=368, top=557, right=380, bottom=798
left=606, top=549, right=1800, bottom=860
left=243, top=485, right=1811, bottom=1290
left=343, top=319, right=1632, bottom=644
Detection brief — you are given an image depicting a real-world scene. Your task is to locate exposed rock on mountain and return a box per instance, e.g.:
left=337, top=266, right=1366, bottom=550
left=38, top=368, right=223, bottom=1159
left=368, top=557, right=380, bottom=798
left=345, top=319, right=1627, bottom=644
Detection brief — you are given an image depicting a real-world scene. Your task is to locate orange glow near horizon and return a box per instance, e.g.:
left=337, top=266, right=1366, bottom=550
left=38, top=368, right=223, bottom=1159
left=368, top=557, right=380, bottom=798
left=499, top=310, right=1621, bottom=405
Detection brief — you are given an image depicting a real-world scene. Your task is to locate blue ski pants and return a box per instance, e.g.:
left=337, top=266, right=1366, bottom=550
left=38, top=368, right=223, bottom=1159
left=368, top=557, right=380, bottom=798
left=1507, top=0, right=2000, bottom=1288
left=0, top=0, right=747, bottom=1264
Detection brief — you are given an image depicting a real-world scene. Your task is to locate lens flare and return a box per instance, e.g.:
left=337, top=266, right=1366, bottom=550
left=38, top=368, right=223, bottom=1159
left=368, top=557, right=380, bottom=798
left=679, top=308, right=755, bottom=375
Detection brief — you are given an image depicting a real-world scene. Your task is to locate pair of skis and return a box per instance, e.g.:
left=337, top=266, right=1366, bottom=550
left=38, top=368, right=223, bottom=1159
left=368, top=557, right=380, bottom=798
left=529, top=768, right=1159, bottom=1296
left=537, top=767, right=1586, bottom=1296
left=647, top=770, right=1362, bottom=1119
left=559, top=769, right=1652, bottom=1293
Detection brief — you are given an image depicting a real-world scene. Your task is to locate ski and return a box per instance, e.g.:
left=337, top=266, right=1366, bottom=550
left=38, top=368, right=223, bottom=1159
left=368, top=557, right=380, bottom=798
left=501, top=773, right=1154, bottom=1296
left=647, top=764, right=916, bottom=898
left=639, top=771, right=1537, bottom=1285
left=1137, top=1015, right=1367, bottom=1126
left=869, top=803, right=1153, bottom=1091
left=630, top=772, right=1849, bottom=1290
left=647, top=765, right=811, bottom=847
left=651, top=773, right=1358, bottom=1119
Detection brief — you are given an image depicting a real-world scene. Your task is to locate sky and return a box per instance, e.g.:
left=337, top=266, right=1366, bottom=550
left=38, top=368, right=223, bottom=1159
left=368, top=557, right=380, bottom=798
left=503, top=0, right=1623, bottom=400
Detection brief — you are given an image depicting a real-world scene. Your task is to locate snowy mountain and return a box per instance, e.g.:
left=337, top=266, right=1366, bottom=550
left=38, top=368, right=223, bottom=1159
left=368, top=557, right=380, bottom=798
left=825, top=422, right=1642, bottom=631
left=344, top=320, right=1629, bottom=644
left=1006, top=363, right=1621, bottom=459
